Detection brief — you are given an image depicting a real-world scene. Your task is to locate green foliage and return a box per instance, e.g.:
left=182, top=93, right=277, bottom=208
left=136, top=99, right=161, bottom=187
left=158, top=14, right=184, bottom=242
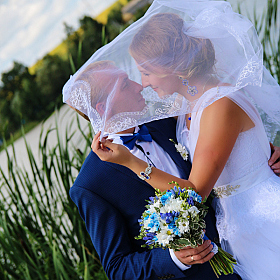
left=66, top=16, right=104, bottom=71
left=246, top=0, right=280, bottom=82
left=106, top=4, right=127, bottom=42
left=132, top=3, right=151, bottom=21
left=0, top=62, right=40, bottom=139
left=35, top=54, right=71, bottom=113
left=78, top=16, right=104, bottom=62
left=0, top=113, right=108, bottom=279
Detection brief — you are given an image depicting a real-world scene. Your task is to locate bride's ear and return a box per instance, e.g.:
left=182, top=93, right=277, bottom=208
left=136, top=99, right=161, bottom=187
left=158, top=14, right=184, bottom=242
left=96, top=102, right=106, bottom=116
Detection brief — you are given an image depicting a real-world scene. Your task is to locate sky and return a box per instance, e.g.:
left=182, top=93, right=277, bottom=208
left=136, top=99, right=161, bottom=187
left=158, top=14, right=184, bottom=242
left=0, top=0, right=116, bottom=75
left=0, top=0, right=268, bottom=77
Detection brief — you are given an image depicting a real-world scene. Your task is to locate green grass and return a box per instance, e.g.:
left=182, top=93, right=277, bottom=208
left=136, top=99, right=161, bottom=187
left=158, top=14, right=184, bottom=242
left=0, top=121, right=40, bottom=152
left=0, top=112, right=108, bottom=280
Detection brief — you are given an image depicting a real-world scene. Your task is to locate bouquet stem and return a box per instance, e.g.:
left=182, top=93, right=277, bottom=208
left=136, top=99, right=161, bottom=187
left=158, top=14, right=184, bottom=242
left=209, top=247, right=237, bottom=278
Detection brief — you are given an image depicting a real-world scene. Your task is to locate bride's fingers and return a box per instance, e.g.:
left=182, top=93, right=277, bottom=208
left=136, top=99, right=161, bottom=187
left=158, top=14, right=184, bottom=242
left=100, top=139, right=118, bottom=151
left=100, top=135, right=108, bottom=143
left=91, top=131, right=101, bottom=151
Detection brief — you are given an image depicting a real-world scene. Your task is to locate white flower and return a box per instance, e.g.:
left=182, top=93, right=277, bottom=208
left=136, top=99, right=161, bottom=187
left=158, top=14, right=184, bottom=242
left=178, top=220, right=190, bottom=234
left=160, top=197, right=183, bottom=213
left=155, top=227, right=174, bottom=246
left=188, top=206, right=200, bottom=217
left=175, top=143, right=189, bottom=161
left=181, top=210, right=190, bottom=219
left=148, top=200, right=161, bottom=213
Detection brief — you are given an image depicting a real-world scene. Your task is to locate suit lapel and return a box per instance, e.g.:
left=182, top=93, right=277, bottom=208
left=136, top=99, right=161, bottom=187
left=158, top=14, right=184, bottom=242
left=146, top=119, right=192, bottom=180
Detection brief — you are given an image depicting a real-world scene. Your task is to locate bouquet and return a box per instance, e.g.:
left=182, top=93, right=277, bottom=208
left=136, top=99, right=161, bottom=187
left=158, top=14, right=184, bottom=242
left=135, top=182, right=237, bottom=278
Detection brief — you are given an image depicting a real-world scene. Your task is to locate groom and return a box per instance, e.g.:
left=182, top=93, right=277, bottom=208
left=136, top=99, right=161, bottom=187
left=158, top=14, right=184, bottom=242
left=68, top=61, right=279, bottom=280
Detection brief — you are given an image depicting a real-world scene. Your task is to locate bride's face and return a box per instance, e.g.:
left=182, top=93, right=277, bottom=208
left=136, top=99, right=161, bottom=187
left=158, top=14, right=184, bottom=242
left=136, top=63, right=179, bottom=98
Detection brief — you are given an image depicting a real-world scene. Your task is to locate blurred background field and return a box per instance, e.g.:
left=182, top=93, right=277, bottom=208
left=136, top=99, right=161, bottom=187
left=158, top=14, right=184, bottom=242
left=0, top=0, right=279, bottom=279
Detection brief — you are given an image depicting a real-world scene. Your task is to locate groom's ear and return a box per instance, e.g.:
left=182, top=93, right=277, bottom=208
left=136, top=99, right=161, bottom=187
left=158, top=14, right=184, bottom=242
left=96, top=102, right=106, bottom=116
left=68, top=105, right=90, bottom=122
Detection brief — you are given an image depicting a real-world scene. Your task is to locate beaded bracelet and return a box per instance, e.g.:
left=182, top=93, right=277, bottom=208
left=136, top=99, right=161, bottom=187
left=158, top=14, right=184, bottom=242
left=138, top=163, right=153, bottom=180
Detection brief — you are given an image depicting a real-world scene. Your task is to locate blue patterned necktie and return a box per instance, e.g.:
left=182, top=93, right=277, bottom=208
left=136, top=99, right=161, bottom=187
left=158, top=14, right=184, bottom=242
left=120, top=125, right=152, bottom=150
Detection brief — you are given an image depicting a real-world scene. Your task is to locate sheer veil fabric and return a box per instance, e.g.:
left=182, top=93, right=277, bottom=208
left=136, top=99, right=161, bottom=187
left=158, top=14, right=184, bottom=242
left=62, top=0, right=280, bottom=141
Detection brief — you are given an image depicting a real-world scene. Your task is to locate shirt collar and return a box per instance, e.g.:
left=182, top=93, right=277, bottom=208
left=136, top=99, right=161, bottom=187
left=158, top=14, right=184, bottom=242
left=107, top=126, right=140, bottom=144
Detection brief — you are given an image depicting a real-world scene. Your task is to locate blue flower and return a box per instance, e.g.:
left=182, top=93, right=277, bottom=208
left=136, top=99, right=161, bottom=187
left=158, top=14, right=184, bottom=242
left=177, top=186, right=182, bottom=194
left=168, top=221, right=180, bottom=236
left=168, top=221, right=176, bottom=230
left=160, top=192, right=173, bottom=205
left=160, top=212, right=174, bottom=224
left=146, top=240, right=154, bottom=246
left=187, top=190, right=202, bottom=203
left=172, top=211, right=180, bottom=217
left=147, top=212, right=160, bottom=231
left=187, top=197, right=194, bottom=206
left=173, top=227, right=180, bottom=236
left=143, top=232, right=156, bottom=240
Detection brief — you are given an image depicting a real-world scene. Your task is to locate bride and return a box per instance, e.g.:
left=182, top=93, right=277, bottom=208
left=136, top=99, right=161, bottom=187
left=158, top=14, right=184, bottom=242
left=90, top=2, right=280, bottom=280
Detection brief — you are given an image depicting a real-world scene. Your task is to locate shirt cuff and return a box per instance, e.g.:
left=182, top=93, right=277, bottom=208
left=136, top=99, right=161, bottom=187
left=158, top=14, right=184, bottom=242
left=169, top=249, right=191, bottom=271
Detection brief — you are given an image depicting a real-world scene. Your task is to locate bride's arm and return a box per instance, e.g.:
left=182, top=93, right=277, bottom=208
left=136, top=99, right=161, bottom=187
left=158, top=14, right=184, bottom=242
left=189, top=97, right=252, bottom=197
left=92, top=98, right=251, bottom=198
left=91, top=132, right=195, bottom=191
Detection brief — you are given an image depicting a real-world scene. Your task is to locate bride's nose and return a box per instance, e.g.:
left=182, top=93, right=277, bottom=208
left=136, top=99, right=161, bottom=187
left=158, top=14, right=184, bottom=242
left=141, top=75, right=150, bottom=88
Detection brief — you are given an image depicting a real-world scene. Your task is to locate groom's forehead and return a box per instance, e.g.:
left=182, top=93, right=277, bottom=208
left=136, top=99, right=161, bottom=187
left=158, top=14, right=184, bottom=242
left=103, top=69, right=128, bottom=85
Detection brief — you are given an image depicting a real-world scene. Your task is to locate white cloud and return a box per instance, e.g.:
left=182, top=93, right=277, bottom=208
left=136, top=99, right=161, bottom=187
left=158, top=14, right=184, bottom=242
left=0, top=0, right=116, bottom=75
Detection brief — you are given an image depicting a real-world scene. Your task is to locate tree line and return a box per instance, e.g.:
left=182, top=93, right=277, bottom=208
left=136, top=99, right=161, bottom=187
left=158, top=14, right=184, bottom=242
left=1, top=0, right=279, bottom=146
left=0, top=3, right=150, bottom=145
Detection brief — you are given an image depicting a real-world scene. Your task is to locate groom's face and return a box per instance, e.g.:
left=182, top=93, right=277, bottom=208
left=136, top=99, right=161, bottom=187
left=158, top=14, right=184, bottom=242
left=99, top=67, right=146, bottom=116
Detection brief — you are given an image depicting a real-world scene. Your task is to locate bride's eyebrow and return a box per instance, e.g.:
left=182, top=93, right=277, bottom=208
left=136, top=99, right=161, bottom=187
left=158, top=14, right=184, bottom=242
left=140, top=70, right=149, bottom=74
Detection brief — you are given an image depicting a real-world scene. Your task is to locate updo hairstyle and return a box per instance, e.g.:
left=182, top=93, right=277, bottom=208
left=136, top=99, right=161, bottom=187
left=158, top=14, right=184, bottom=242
left=129, top=13, right=215, bottom=79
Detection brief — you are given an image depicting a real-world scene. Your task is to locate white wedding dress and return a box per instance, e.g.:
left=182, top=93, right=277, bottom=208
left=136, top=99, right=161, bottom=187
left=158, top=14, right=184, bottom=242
left=177, top=86, right=280, bottom=280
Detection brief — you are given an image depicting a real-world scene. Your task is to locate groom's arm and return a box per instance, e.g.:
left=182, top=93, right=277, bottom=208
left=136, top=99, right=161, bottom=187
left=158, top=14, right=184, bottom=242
left=70, top=185, right=189, bottom=280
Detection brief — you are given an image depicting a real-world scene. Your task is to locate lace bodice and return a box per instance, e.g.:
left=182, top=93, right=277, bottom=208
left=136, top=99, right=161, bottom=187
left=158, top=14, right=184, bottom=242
left=216, top=127, right=268, bottom=186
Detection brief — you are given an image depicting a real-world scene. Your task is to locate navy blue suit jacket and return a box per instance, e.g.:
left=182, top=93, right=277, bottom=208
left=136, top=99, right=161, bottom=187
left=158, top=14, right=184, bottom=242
left=70, top=118, right=241, bottom=280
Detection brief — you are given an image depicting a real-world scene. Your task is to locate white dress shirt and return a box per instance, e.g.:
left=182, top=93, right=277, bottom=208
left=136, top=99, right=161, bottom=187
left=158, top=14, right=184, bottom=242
left=108, top=127, right=191, bottom=271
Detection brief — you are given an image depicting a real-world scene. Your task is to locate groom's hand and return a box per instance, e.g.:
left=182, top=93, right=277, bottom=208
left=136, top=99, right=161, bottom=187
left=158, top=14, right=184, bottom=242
left=174, top=239, right=214, bottom=266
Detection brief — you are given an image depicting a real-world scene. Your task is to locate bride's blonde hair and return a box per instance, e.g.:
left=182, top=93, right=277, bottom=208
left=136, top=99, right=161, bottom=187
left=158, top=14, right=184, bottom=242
left=129, top=13, right=216, bottom=79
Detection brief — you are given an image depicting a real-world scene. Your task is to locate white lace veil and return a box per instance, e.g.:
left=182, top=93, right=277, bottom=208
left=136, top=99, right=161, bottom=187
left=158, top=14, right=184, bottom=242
left=62, top=0, right=280, bottom=142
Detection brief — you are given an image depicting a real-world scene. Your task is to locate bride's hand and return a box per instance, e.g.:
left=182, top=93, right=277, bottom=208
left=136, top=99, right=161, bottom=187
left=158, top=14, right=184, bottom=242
left=91, top=131, right=133, bottom=165
left=269, top=143, right=280, bottom=176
